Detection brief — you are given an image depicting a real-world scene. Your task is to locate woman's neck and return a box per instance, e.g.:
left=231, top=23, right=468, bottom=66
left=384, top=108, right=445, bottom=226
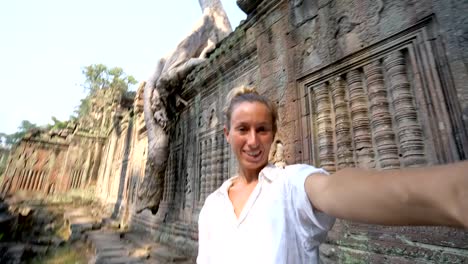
left=238, top=164, right=267, bottom=184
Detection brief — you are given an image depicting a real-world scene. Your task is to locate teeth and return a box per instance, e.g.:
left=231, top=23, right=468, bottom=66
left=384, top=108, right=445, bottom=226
left=246, top=151, right=260, bottom=156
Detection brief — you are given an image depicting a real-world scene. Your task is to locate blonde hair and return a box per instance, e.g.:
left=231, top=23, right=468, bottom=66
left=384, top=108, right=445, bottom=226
left=223, top=85, right=278, bottom=134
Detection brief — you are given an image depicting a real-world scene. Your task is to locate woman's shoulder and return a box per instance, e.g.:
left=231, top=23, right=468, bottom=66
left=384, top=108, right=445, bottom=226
left=276, top=164, right=329, bottom=188
left=283, top=163, right=328, bottom=175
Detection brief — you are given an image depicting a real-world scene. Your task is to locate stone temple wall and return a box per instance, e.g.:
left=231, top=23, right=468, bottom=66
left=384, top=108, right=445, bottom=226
left=1, top=0, right=467, bottom=262
left=126, top=0, right=468, bottom=262
left=0, top=86, right=130, bottom=198
left=0, top=147, right=9, bottom=180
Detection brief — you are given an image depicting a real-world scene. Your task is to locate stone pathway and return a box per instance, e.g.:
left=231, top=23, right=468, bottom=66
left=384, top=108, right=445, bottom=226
left=0, top=195, right=195, bottom=264
left=64, top=206, right=194, bottom=264
left=85, top=229, right=194, bottom=264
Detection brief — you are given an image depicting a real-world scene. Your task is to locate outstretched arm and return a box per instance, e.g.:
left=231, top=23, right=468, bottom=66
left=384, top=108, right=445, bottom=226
left=305, top=161, right=468, bottom=228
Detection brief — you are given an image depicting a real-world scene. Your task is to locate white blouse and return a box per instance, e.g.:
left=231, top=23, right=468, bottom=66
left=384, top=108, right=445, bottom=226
left=197, top=164, right=335, bottom=264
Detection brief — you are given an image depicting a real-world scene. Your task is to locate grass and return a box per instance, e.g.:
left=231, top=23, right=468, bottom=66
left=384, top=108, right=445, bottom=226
left=28, top=242, right=91, bottom=264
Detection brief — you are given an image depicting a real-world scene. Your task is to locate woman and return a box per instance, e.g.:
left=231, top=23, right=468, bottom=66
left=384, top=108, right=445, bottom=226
left=197, top=86, right=468, bottom=264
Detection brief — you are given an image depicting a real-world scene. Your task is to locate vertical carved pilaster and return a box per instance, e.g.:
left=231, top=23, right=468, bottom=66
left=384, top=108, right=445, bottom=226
left=30, top=171, right=35, bottom=190
left=24, top=170, right=29, bottom=190
left=18, top=170, right=22, bottom=190
left=13, top=170, right=20, bottom=191
left=30, top=171, right=36, bottom=190
left=199, top=140, right=207, bottom=203
left=384, top=51, right=426, bottom=166
left=26, top=170, right=33, bottom=190
left=163, top=155, right=169, bottom=201
left=72, top=170, right=79, bottom=189
left=330, top=77, right=354, bottom=169
left=198, top=141, right=203, bottom=203
left=20, top=170, right=26, bottom=190
left=34, top=171, right=40, bottom=190
left=210, top=134, right=221, bottom=190
left=18, top=170, right=25, bottom=189
left=364, top=61, right=400, bottom=169
left=77, top=171, right=80, bottom=188
left=217, top=134, right=224, bottom=187
left=314, top=83, right=336, bottom=172
left=71, top=171, right=76, bottom=189
left=347, top=69, right=375, bottom=168
left=169, top=152, right=175, bottom=202
left=205, top=139, right=213, bottom=197
left=223, top=140, right=229, bottom=182
left=38, top=171, right=45, bottom=191
left=209, top=136, right=217, bottom=194
left=72, top=171, right=75, bottom=189
left=77, top=171, right=81, bottom=188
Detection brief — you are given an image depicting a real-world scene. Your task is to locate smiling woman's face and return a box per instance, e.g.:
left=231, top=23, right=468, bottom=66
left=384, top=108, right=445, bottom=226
left=224, top=101, right=275, bottom=177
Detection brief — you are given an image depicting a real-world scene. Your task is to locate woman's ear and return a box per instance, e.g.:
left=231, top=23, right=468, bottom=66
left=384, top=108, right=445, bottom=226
left=224, top=126, right=230, bottom=144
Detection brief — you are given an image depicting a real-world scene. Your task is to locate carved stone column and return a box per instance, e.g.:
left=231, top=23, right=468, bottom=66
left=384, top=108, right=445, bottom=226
left=23, top=170, right=29, bottom=189
left=347, top=69, right=375, bottom=168
left=364, top=61, right=400, bottom=169
left=38, top=171, right=45, bottom=191
left=163, top=154, right=170, bottom=202
left=314, top=83, right=336, bottom=172
left=16, top=171, right=21, bottom=190
left=30, top=171, right=36, bottom=190
left=33, top=171, right=40, bottom=190
left=205, top=139, right=212, bottom=198
left=209, top=136, right=217, bottom=194
left=223, top=141, right=229, bottom=182
left=21, top=170, right=27, bottom=190
left=168, top=152, right=175, bottom=202
left=216, top=134, right=224, bottom=188
left=384, top=51, right=426, bottom=166
left=199, top=140, right=207, bottom=203
left=331, top=77, right=354, bottom=169
left=25, top=170, right=33, bottom=190
left=18, top=170, right=25, bottom=189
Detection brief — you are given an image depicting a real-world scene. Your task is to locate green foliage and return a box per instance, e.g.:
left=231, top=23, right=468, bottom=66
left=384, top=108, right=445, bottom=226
left=18, top=120, right=38, bottom=131
left=76, top=64, right=137, bottom=118
left=81, top=64, right=137, bottom=94
left=0, top=132, right=6, bottom=145
left=45, top=116, right=69, bottom=130
left=2, top=65, right=137, bottom=145
left=0, top=120, right=40, bottom=147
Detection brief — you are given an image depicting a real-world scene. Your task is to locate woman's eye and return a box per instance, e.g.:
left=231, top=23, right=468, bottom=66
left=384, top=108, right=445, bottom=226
left=257, top=126, right=270, bottom=133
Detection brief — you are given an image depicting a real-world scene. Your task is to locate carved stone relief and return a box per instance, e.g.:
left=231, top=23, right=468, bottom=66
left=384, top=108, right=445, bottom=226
left=269, top=139, right=287, bottom=168
left=291, top=0, right=318, bottom=27
left=302, top=52, right=424, bottom=170
left=334, top=15, right=363, bottom=57
left=300, top=37, right=322, bottom=72
left=298, top=19, right=464, bottom=170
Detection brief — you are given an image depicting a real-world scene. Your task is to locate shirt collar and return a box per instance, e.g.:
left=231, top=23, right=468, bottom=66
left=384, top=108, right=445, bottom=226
left=259, top=163, right=280, bottom=182
left=217, top=163, right=280, bottom=198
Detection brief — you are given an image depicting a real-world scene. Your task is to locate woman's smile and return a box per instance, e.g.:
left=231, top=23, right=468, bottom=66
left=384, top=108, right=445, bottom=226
left=224, top=101, right=275, bottom=178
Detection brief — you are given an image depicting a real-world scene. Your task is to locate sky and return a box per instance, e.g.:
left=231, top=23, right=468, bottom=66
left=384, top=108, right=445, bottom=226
left=0, top=0, right=245, bottom=135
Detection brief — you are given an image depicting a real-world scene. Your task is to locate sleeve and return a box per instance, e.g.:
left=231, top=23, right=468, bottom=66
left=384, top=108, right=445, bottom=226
left=287, top=164, right=335, bottom=234
left=197, top=197, right=211, bottom=264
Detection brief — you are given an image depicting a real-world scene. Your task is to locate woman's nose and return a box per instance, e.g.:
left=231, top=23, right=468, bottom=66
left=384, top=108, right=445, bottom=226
left=246, top=130, right=259, bottom=146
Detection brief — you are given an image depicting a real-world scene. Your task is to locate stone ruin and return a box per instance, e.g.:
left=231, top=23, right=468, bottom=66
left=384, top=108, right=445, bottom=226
left=1, top=0, right=468, bottom=262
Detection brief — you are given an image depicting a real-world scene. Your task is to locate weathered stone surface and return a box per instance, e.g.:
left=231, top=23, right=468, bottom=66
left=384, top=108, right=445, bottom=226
left=138, top=0, right=232, bottom=214
left=237, top=0, right=263, bottom=15
left=2, top=0, right=468, bottom=262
